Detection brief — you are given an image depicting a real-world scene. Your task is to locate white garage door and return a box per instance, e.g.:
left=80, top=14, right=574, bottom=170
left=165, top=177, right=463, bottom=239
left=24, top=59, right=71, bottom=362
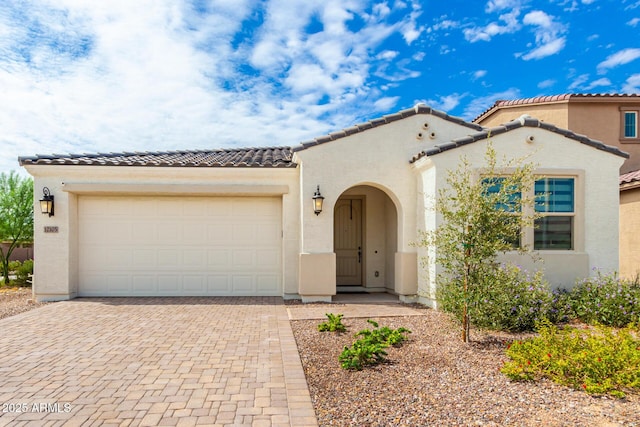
left=78, top=196, right=282, bottom=296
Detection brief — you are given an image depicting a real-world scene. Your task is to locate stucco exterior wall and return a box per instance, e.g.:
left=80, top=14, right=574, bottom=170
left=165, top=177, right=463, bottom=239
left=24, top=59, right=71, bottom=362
left=568, top=103, right=640, bottom=174
left=294, top=113, right=481, bottom=299
left=413, top=126, right=624, bottom=303
left=23, top=165, right=300, bottom=301
left=620, top=187, right=640, bottom=279
left=478, top=104, right=569, bottom=128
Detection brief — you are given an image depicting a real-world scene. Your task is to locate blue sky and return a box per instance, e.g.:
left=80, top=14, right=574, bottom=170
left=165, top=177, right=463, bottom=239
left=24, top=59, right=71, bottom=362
left=1, top=0, right=639, bottom=175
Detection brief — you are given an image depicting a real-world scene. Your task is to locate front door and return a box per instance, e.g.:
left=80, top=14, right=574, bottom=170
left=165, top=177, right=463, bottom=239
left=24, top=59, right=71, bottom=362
left=334, top=198, right=363, bottom=286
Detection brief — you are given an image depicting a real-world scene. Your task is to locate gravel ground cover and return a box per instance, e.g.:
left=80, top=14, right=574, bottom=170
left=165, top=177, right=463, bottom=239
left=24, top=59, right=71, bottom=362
left=290, top=307, right=640, bottom=427
left=2, top=292, right=637, bottom=426
left=0, top=287, right=48, bottom=320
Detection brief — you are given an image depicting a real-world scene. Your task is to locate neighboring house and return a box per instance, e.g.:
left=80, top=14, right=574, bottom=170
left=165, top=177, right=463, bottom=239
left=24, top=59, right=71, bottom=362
left=473, top=94, right=640, bottom=174
left=19, top=104, right=626, bottom=304
left=474, top=93, right=640, bottom=278
left=619, top=170, right=640, bottom=279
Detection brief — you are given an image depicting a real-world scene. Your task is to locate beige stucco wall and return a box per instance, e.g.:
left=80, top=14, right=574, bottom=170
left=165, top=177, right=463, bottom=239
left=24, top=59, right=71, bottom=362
left=620, top=186, right=640, bottom=279
left=478, top=100, right=640, bottom=174
left=23, top=165, right=300, bottom=301
left=478, top=103, right=570, bottom=129
left=294, top=112, right=481, bottom=299
left=568, top=103, right=640, bottom=174
left=413, top=126, right=624, bottom=305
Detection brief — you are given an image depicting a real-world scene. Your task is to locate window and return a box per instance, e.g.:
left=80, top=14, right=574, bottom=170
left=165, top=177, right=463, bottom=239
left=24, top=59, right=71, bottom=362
left=481, top=176, right=577, bottom=251
left=483, top=177, right=522, bottom=248
left=534, top=178, right=574, bottom=250
left=620, top=107, right=640, bottom=142
left=624, top=111, right=637, bottom=138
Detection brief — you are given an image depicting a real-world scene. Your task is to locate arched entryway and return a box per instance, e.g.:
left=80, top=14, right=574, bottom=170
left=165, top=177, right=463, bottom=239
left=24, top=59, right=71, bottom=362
left=334, top=185, right=398, bottom=293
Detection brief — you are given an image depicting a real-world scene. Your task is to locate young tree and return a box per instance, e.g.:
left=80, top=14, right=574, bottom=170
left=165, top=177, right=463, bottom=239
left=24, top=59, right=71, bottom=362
left=0, top=171, right=34, bottom=285
left=417, top=143, right=539, bottom=342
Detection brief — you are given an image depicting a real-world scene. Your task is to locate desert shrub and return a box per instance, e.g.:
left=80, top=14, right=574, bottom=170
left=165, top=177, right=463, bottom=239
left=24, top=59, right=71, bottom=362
left=8, top=260, right=21, bottom=272
left=14, top=259, right=33, bottom=286
left=502, top=320, right=640, bottom=398
left=437, top=263, right=556, bottom=332
left=317, top=313, right=347, bottom=332
left=569, top=271, right=640, bottom=327
left=339, top=320, right=411, bottom=370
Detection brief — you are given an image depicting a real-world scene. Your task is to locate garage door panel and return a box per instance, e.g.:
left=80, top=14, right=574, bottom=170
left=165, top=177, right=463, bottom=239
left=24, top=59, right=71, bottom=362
left=79, top=196, right=282, bottom=297
left=258, top=275, right=280, bottom=293
left=232, top=275, right=253, bottom=292
left=208, top=249, right=230, bottom=267
left=208, top=275, right=230, bottom=292
left=158, top=275, right=180, bottom=293
left=132, top=275, right=156, bottom=293
left=256, top=249, right=280, bottom=268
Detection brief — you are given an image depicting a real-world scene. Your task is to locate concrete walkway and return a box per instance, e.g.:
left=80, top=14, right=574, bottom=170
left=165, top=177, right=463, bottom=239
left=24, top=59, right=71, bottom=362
left=0, top=297, right=317, bottom=427
left=286, top=293, right=428, bottom=321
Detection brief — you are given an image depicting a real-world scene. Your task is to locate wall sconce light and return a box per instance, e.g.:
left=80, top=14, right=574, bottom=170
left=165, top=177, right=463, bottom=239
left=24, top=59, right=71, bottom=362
left=40, top=187, right=54, bottom=217
left=312, top=185, right=324, bottom=216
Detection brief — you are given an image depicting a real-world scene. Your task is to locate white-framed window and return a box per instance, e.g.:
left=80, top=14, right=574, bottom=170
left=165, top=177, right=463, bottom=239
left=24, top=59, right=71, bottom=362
left=624, top=111, right=637, bottom=138
left=620, top=107, right=640, bottom=142
left=482, top=176, right=576, bottom=251
left=534, top=178, right=575, bottom=250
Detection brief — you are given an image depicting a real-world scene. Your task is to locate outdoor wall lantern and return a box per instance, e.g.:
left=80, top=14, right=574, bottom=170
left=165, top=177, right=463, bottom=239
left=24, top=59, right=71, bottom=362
left=40, top=187, right=54, bottom=217
left=312, top=185, right=324, bottom=216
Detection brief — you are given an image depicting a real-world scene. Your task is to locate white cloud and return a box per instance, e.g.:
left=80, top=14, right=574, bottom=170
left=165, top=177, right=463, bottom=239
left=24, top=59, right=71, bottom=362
left=472, top=70, right=488, bottom=80
left=622, top=74, right=640, bottom=92
left=597, top=48, right=640, bottom=73
left=568, top=73, right=590, bottom=90
left=463, top=10, right=521, bottom=42
left=485, top=0, right=523, bottom=13
left=419, top=93, right=465, bottom=112
left=585, top=77, right=612, bottom=90
left=0, top=0, right=426, bottom=173
left=519, top=10, right=567, bottom=60
left=628, top=17, right=640, bottom=26
left=462, top=88, right=521, bottom=121
left=537, top=79, right=556, bottom=89
left=521, top=37, right=566, bottom=60
left=373, top=96, right=401, bottom=112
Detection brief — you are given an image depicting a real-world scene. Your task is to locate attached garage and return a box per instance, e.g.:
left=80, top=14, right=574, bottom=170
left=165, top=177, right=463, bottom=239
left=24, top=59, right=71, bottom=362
left=78, top=195, right=282, bottom=297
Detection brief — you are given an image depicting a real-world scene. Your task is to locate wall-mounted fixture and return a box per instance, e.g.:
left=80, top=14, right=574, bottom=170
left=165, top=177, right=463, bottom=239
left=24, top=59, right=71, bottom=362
left=40, top=187, right=54, bottom=217
left=312, top=185, right=324, bottom=216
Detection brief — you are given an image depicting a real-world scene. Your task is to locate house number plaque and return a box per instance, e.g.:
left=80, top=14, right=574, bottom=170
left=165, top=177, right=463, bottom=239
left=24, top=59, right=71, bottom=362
left=44, top=226, right=59, bottom=233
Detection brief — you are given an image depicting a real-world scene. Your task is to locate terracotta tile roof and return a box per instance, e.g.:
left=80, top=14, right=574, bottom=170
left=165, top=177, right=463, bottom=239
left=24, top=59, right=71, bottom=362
left=620, top=169, right=640, bottom=188
left=293, top=104, right=483, bottom=151
left=411, top=115, right=629, bottom=163
left=18, top=147, right=296, bottom=168
left=473, top=93, right=640, bottom=123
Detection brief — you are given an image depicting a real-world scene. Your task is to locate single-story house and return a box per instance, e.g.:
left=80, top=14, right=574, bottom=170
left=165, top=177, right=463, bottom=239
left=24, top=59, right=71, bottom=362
left=20, top=104, right=627, bottom=304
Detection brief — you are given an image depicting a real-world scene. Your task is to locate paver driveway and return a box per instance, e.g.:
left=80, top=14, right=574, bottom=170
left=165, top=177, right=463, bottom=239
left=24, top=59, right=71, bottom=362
left=0, top=297, right=317, bottom=427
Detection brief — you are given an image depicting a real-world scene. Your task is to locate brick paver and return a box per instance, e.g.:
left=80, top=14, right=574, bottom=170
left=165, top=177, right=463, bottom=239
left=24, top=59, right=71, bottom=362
left=0, top=297, right=317, bottom=427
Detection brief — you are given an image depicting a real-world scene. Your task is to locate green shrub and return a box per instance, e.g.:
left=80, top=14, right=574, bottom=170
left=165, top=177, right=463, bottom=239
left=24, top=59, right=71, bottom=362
left=339, top=339, right=388, bottom=371
left=501, top=320, right=640, bottom=398
left=437, top=263, right=556, bottom=332
left=569, top=271, right=640, bottom=327
left=14, top=259, right=33, bottom=286
left=339, top=319, right=411, bottom=370
left=317, top=313, right=347, bottom=332
left=8, top=260, right=21, bottom=272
